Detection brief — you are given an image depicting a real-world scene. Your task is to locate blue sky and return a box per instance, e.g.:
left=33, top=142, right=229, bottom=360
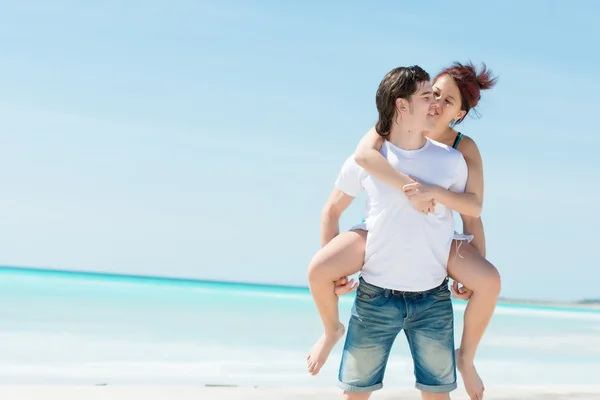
left=1, top=0, right=599, bottom=301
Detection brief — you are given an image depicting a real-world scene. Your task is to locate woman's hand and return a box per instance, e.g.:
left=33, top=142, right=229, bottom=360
left=403, top=177, right=439, bottom=214
left=412, top=199, right=436, bottom=214
left=402, top=179, right=439, bottom=203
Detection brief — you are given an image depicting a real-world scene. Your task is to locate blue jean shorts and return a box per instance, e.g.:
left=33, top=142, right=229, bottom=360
left=338, top=277, right=456, bottom=394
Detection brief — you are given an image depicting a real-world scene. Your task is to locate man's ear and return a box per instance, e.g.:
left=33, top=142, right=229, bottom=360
left=396, top=97, right=409, bottom=113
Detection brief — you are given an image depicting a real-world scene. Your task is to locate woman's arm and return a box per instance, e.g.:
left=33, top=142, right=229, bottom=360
left=353, top=127, right=434, bottom=213
left=353, top=127, right=483, bottom=217
left=400, top=135, right=483, bottom=217
left=432, top=136, right=484, bottom=217
left=419, top=186, right=482, bottom=218
left=456, top=136, right=486, bottom=255
left=353, top=126, right=413, bottom=189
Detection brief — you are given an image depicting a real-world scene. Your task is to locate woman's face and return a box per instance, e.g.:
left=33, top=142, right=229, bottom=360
left=432, top=74, right=466, bottom=128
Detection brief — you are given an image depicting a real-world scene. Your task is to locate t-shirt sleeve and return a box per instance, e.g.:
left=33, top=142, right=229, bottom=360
left=449, top=153, right=468, bottom=193
left=334, top=155, right=363, bottom=197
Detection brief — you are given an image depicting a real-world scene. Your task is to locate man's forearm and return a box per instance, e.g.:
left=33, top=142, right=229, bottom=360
left=320, top=210, right=340, bottom=247
left=462, top=215, right=486, bottom=258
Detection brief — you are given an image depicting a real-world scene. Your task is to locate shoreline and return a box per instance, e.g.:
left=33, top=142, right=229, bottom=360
left=1, top=386, right=600, bottom=400
left=497, top=297, right=600, bottom=310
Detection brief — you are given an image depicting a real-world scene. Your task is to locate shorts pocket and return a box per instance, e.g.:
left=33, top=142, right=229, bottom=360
left=356, top=278, right=385, bottom=301
left=432, top=286, right=451, bottom=300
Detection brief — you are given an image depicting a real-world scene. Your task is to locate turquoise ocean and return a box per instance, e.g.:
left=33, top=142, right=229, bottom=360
left=1, top=266, right=599, bottom=387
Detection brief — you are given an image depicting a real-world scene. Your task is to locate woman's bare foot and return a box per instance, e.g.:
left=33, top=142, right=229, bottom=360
left=456, top=349, right=484, bottom=400
left=306, top=322, right=345, bottom=375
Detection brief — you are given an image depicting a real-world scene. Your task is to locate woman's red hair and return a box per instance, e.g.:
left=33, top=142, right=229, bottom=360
left=435, top=62, right=497, bottom=123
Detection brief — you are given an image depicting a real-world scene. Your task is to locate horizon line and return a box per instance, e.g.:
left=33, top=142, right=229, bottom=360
left=1, top=264, right=598, bottom=308
left=0, top=264, right=309, bottom=291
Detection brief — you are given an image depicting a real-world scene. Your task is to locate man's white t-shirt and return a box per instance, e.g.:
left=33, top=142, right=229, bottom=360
left=335, top=138, right=468, bottom=292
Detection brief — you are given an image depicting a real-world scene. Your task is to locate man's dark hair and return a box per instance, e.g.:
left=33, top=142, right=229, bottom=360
left=375, top=65, right=430, bottom=138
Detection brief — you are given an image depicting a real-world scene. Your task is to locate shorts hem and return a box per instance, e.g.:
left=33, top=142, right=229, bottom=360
left=453, top=234, right=474, bottom=243
left=337, top=381, right=382, bottom=393
left=415, top=381, right=457, bottom=393
left=349, top=223, right=367, bottom=232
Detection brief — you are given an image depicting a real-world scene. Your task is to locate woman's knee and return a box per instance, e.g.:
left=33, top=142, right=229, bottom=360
left=307, top=249, right=329, bottom=282
left=449, top=245, right=501, bottom=296
left=486, top=262, right=502, bottom=296
left=307, top=231, right=366, bottom=283
left=474, top=259, right=501, bottom=297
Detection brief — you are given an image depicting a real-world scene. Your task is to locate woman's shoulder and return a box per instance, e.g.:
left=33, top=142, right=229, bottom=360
left=455, top=134, right=482, bottom=164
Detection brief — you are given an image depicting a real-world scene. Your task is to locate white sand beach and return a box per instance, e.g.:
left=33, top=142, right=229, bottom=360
left=1, top=386, right=600, bottom=400
left=2, top=269, right=600, bottom=399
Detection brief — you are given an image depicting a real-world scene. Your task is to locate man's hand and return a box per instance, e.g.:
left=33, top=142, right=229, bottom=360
left=451, top=280, right=473, bottom=300
left=334, top=276, right=358, bottom=296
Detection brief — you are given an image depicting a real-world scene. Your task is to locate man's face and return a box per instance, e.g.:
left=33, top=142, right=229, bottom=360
left=404, top=81, right=437, bottom=132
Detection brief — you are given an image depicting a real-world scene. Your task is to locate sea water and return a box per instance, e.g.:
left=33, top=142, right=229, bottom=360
left=1, top=266, right=599, bottom=387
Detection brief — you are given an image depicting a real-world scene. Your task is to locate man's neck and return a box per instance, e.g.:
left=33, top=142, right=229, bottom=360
left=388, top=123, right=427, bottom=151
left=423, top=126, right=456, bottom=147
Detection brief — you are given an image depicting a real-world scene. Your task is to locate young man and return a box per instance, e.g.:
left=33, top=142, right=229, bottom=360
left=322, top=66, right=468, bottom=399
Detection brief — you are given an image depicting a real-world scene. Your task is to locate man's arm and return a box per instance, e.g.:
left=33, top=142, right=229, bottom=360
left=322, top=154, right=363, bottom=246
left=323, top=188, right=360, bottom=296
left=320, top=188, right=355, bottom=247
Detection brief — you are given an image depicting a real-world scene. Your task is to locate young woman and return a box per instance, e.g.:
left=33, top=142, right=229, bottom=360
left=306, top=62, right=500, bottom=400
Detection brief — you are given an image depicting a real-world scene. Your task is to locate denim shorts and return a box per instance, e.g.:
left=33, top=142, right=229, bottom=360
left=338, top=277, right=456, bottom=394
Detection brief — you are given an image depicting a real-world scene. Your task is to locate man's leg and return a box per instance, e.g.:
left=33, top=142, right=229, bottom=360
left=403, top=281, right=457, bottom=400
left=447, top=241, right=500, bottom=399
left=421, top=392, right=450, bottom=400
left=338, top=279, right=403, bottom=396
left=342, top=392, right=372, bottom=400
left=306, top=230, right=367, bottom=375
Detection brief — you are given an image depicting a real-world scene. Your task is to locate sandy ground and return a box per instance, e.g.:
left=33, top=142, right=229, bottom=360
left=1, top=386, right=600, bottom=399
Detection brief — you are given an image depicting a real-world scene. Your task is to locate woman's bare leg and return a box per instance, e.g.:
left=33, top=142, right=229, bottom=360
left=306, top=230, right=367, bottom=375
left=447, top=240, right=501, bottom=400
